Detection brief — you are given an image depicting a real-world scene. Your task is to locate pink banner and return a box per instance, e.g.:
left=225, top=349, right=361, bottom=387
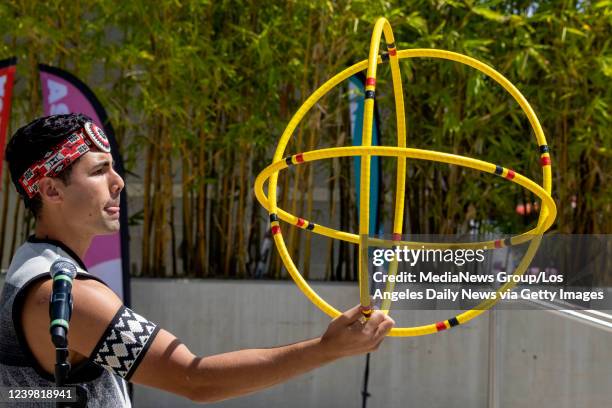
left=0, top=58, right=17, bottom=180
left=39, top=65, right=130, bottom=304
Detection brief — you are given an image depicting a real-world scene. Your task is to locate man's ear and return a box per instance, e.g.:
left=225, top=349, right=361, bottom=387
left=37, top=177, right=63, bottom=204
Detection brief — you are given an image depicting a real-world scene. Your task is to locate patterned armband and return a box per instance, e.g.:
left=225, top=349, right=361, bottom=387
left=90, top=306, right=160, bottom=380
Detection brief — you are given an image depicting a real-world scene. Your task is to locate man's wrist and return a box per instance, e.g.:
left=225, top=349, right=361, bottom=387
left=309, top=336, right=342, bottom=363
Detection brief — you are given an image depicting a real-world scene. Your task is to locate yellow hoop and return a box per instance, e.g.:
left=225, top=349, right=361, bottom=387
left=256, top=18, right=555, bottom=337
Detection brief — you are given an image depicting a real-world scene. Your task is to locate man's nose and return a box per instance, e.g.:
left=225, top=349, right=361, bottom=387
left=110, top=168, right=125, bottom=195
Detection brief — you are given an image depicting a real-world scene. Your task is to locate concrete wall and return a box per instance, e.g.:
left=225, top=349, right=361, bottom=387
left=129, top=279, right=612, bottom=408
left=497, top=310, right=612, bottom=408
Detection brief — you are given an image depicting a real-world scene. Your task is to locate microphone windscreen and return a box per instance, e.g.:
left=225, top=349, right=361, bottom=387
left=50, top=257, right=78, bottom=279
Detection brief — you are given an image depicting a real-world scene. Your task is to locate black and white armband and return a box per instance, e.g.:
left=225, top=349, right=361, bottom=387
left=90, top=306, right=160, bottom=380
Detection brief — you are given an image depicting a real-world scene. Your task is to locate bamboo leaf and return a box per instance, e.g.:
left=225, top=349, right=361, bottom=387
left=598, top=55, right=612, bottom=77
left=472, top=6, right=507, bottom=23
left=564, top=27, right=587, bottom=38
left=405, top=11, right=428, bottom=34
left=527, top=47, right=550, bottom=73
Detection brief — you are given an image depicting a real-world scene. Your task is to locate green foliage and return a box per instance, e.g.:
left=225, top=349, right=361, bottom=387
left=0, top=0, right=610, bottom=279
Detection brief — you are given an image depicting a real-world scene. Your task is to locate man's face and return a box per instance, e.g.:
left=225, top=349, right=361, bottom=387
left=52, top=150, right=124, bottom=236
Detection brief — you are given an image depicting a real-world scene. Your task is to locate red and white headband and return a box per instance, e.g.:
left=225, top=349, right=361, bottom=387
left=18, top=122, right=111, bottom=198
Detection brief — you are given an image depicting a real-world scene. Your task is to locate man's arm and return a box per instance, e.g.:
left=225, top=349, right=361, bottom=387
left=21, top=278, right=394, bottom=403
left=130, top=304, right=392, bottom=402
left=21, top=277, right=123, bottom=375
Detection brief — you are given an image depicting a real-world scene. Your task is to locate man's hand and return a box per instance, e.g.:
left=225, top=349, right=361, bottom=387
left=319, top=305, right=395, bottom=359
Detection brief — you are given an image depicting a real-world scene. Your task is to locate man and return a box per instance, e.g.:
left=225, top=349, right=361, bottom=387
left=0, top=114, right=394, bottom=407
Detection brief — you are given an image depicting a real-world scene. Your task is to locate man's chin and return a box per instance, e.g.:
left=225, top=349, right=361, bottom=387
left=97, top=221, right=121, bottom=235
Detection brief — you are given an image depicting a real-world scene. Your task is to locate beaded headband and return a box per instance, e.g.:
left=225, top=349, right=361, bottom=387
left=18, top=122, right=110, bottom=198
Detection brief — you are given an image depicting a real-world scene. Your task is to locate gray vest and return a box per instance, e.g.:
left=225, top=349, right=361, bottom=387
left=0, top=237, right=131, bottom=407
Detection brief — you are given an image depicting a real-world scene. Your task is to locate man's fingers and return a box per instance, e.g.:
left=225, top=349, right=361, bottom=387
left=363, top=311, right=385, bottom=333
left=374, top=317, right=395, bottom=340
left=337, top=304, right=366, bottom=325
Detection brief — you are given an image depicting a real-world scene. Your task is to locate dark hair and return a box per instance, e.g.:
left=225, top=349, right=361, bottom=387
left=4, top=113, right=93, bottom=217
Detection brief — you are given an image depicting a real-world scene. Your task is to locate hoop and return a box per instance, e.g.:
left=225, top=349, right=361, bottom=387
left=256, top=18, right=555, bottom=336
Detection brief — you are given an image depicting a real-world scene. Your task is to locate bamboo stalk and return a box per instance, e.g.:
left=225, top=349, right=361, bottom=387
left=181, top=141, right=193, bottom=275
left=196, top=127, right=207, bottom=277
left=152, top=121, right=164, bottom=277
left=236, top=147, right=248, bottom=277
left=224, top=152, right=237, bottom=277
left=168, top=140, right=177, bottom=277
left=141, top=141, right=154, bottom=276
left=246, top=151, right=258, bottom=277
left=217, top=150, right=229, bottom=276
left=160, top=116, right=171, bottom=276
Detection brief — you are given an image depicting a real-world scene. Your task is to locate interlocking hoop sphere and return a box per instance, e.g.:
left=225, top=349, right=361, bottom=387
left=255, top=18, right=556, bottom=337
